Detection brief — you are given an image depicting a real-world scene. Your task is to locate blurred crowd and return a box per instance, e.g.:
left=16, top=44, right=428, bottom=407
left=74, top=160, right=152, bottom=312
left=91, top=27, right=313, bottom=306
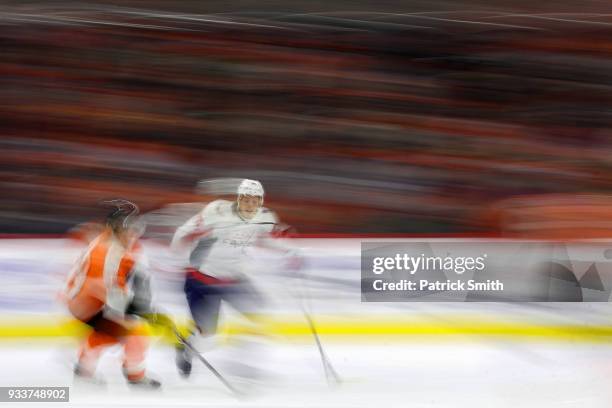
left=2, top=4, right=612, bottom=235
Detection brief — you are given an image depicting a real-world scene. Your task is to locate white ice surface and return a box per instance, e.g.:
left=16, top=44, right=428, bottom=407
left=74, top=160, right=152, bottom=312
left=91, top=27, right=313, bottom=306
left=2, top=338, right=612, bottom=408
left=3, top=238, right=612, bottom=407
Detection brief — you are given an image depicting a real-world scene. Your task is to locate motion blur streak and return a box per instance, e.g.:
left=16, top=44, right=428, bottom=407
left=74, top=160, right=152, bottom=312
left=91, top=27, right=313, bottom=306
left=2, top=2, right=612, bottom=406
left=1, top=2, right=612, bottom=236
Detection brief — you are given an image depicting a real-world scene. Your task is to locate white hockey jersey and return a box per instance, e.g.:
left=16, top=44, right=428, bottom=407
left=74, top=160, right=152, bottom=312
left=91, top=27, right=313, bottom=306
left=171, top=200, right=280, bottom=280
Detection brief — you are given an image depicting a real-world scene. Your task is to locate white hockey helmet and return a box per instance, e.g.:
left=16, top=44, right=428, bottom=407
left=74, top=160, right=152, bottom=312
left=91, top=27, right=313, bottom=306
left=237, top=179, right=264, bottom=198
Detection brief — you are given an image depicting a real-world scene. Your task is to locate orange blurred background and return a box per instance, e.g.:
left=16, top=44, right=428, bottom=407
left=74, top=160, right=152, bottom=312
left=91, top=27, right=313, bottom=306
left=2, top=3, right=612, bottom=237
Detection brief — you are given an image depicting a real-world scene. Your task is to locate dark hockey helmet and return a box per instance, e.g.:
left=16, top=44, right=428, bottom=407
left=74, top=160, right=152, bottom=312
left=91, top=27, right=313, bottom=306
left=101, top=199, right=141, bottom=234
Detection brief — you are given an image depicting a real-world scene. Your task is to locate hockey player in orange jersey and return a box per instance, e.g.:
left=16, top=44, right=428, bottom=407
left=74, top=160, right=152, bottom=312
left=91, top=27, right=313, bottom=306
left=64, top=199, right=160, bottom=389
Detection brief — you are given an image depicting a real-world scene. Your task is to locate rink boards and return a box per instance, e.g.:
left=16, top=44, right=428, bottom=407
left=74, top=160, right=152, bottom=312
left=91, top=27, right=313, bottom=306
left=1, top=237, right=612, bottom=342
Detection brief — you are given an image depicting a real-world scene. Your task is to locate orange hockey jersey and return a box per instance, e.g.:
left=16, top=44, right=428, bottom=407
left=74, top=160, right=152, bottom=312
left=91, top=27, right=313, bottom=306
left=65, top=229, right=141, bottom=322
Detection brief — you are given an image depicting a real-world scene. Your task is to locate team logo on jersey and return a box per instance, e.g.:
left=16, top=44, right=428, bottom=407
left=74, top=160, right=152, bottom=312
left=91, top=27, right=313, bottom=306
left=223, top=230, right=256, bottom=248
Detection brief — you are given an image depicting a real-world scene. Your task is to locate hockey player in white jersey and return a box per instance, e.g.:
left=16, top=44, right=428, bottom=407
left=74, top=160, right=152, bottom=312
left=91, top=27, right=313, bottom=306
left=171, top=179, right=293, bottom=379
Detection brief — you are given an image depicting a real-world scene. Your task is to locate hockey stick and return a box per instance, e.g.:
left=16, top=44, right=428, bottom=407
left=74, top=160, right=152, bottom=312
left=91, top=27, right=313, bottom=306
left=171, top=326, right=241, bottom=395
left=145, top=313, right=240, bottom=395
left=302, top=308, right=342, bottom=385
left=287, top=266, right=342, bottom=386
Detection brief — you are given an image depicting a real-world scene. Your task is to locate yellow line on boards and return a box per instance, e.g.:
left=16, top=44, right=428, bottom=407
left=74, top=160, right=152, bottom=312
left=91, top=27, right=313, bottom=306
left=1, top=316, right=612, bottom=343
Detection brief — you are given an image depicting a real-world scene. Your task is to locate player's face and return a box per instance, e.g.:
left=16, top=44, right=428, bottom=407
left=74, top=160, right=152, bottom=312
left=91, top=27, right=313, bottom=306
left=238, top=195, right=262, bottom=220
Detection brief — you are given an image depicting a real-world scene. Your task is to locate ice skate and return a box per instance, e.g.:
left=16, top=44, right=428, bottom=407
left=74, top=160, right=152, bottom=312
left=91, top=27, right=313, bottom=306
left=175, top=343, right=192, bottom=378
